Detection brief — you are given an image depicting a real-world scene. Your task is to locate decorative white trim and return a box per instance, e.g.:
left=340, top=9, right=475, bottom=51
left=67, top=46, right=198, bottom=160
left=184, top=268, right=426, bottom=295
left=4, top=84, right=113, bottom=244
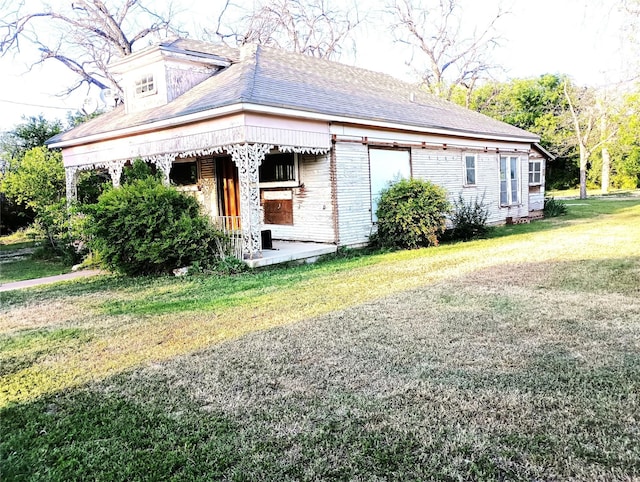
left=65, top=159, right=128, bottom=201
left=108, top=160, right=127, bottom=187
left=65, top=166, right=79, bottom=202
left=176, top=146, right=225, bottom=159
left=227, top=143, right=273, bottom=259
left=278, top=145, right=330, bottom=155
left=145, top=154, right=175, bottom=185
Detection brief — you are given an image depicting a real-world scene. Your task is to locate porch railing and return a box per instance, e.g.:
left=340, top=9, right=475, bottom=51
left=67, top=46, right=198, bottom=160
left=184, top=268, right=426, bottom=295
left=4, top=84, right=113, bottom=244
left=212, top=216, right=243, bottom=259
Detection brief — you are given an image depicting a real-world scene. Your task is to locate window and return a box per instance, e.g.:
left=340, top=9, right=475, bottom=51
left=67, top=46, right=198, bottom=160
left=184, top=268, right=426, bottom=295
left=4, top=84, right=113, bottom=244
left=135, top=74, right=155, bottom=96
left=464, top=154, right=476, bottom=185
left=259, top=153, right=297, bottom=184
left=529, top=160, right=542, bottom=184
left=369, top=148, right=411, bottom=222
left=500, top=156, right=520, bottom=206
left=170, top=161, right=198, bottom=186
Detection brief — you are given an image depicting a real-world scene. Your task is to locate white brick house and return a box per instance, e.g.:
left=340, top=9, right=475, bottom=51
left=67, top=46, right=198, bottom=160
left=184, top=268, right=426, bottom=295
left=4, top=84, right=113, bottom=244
left=48, top=39, right=551, bottom=264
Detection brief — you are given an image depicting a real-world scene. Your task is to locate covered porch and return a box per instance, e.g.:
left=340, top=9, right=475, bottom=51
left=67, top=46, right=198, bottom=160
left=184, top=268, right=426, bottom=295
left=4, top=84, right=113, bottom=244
left=59, top=115, right=332, bottom=264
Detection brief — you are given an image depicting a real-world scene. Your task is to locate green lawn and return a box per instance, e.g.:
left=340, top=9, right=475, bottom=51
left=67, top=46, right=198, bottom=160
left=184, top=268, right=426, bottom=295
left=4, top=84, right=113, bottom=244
left=0, top=231, right=71, bottom=283
left=0, top=257, right=71, bottom=284
left=546, top=187, right=640, bottom=198
left=1, top=198, right=639, bottom=480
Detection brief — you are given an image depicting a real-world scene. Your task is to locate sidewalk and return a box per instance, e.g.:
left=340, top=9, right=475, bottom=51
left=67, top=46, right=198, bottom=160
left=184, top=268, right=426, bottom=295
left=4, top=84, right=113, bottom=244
left=0, top=269, right=105, bottom=292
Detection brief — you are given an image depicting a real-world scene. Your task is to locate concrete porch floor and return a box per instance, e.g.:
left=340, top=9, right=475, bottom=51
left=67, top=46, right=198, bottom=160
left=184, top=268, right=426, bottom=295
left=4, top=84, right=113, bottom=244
left=244, top=240, right=338, bottom=268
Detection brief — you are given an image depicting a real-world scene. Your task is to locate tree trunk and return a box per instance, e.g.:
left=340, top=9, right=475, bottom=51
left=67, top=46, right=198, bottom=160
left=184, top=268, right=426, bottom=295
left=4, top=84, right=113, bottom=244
left=579, top=146, right=588, bottom=199
left=601, top=147, right=610, bottom=194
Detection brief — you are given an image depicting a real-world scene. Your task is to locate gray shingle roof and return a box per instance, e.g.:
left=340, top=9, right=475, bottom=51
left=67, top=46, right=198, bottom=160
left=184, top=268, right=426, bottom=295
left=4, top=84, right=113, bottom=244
left=49, top=39, right=538, bottom=144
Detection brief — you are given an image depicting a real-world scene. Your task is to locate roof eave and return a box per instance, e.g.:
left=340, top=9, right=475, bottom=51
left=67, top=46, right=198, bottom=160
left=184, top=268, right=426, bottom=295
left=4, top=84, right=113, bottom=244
left=48, top=102, right=540, bottom=149
left=532, top=142, right=556, bottom=160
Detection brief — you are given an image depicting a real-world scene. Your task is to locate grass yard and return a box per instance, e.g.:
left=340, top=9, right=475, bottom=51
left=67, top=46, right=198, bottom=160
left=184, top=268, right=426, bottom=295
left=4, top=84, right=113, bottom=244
left=1, top=198, right=639, bottom=480
left=0, top=257, right=71, bottom=284
left=0, top=231, right=71, bottom=283
left=546, top=187, right=640, bottom=198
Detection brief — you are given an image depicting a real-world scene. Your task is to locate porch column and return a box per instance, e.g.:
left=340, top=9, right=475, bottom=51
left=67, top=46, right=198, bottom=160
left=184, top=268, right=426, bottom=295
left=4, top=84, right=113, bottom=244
left=107, top=160, right=127, bottom=187
left=227, top=143, right=273, bottom=259
left=65, top=166, right=79, bottom=203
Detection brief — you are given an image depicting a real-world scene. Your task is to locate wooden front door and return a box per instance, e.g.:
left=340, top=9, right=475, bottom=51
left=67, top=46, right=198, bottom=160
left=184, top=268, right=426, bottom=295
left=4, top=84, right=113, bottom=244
left=217, top=156, right=240, bottom=218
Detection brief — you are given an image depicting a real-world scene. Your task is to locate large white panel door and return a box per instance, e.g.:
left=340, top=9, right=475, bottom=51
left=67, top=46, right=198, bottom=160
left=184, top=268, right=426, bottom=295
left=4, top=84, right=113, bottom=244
left=369, top=148, right=411, bottom=221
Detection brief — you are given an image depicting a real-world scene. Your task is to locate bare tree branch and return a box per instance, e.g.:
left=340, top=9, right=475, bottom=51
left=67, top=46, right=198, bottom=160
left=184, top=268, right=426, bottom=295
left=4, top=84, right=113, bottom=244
left=210, top=0, right=363, bottom=60
left=0, top=0, right=184, bottom=97
left=388, top=0, right=507, bottom=100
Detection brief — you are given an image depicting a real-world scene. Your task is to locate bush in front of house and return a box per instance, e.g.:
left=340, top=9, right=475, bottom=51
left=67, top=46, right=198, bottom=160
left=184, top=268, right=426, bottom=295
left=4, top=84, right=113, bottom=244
left=543, top=197, right=567, bottom=217
left=83, top=171, right=228, bottom=276
left=373, top=178, right=451, bottom=249
left=447, top=194, right=491, bottom=241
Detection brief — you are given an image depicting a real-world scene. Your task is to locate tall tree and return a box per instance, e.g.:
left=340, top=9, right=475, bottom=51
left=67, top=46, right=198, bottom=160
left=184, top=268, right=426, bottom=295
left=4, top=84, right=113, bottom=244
left=388, top=0, right=506, bottom=100
left=210, top=0, right=363, bottom=60
left=0, top=115, right=62, bottom=165
left=460, top=74, right=579, bottom=190
left=601, top=88, right=640, bottom=190
left=0, top=0, right=183, bottom=96
left=564, top=82, right=619, bottom=199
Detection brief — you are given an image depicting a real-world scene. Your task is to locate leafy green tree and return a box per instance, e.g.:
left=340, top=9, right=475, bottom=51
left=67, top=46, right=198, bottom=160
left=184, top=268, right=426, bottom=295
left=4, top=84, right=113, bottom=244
left=466, top=75, right=574, bottom=153
left=0, top=146, right=73, bottom=251
left=1, top=146, right=65, bottom=212
left=0, top=116, right=63, bottom=234
left=456, top=74, right=579, bottom=189
left=606, top=89, right=640, bottom=188
left=1, top=115, right=62, bottom=166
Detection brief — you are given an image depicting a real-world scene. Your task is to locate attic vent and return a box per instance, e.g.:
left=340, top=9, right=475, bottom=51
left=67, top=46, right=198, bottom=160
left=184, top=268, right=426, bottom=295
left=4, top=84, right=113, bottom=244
left=135, top=74, right=156, bottom=97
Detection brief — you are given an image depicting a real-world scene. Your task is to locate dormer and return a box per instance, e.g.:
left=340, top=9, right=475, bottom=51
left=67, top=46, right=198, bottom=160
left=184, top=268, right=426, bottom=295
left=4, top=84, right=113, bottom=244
left=110, top=40, right=232, bottom=115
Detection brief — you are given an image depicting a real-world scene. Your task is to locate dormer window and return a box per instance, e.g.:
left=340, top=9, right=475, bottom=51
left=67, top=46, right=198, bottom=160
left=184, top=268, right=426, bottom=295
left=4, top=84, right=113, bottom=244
left=135, top=74, right=156, bottom=97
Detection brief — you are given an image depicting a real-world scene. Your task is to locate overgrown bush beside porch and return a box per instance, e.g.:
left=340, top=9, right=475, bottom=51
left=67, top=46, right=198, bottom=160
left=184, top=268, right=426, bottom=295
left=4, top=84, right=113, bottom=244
left=83, top=162, right=229, bottom=276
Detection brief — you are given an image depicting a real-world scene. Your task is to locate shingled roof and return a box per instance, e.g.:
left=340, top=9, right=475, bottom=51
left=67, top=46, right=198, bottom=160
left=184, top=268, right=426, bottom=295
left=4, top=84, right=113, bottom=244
left=49, top=39, right=538, bottom=144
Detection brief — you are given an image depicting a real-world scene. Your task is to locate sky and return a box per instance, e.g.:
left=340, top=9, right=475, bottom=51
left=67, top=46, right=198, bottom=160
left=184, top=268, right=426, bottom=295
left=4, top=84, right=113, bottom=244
left=0, top=0, right=634, bottom=133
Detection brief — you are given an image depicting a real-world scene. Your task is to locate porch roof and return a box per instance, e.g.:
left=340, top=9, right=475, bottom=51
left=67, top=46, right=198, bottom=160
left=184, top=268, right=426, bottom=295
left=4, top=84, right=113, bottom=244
left=49, top=39, right=539, bottom=148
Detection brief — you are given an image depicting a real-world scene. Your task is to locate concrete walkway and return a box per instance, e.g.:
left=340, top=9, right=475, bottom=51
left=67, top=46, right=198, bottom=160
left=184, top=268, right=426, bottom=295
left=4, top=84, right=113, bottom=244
left=0, top=269, right=105, bottom=292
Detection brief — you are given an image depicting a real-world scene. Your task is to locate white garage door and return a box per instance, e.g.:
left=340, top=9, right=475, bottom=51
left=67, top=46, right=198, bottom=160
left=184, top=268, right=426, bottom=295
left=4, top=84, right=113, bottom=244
left=369, top=148, right=411, bottom=221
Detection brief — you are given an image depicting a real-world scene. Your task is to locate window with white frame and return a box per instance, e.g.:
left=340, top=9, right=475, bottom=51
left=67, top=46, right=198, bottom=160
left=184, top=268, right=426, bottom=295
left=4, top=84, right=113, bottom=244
left=529, top=160, right=542, bottom=185
left=464, top=154, right=477, bottom=186
left=135, top=74, right=156, bottom=97
left=500, top=155, right=520, bottom=206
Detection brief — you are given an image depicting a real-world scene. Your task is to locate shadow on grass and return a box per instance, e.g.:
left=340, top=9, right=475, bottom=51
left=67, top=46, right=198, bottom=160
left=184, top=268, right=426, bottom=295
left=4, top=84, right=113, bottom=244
left=2, top=336, right=637, bottom=480
left=2, top=255, right=639, bottom=480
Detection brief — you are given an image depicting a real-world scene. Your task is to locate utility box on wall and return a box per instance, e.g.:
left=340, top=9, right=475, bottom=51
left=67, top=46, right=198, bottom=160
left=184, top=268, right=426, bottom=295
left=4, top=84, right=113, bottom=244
left=262, top=190, right=293, bottom=225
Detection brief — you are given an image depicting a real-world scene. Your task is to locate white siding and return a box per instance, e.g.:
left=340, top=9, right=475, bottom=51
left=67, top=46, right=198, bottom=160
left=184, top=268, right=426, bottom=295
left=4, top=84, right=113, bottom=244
left=335, top=142, right=373, bottom=246
left=264, top=153, right=335, bottom=243
left=411, top=147, right=530, bottom=224
left=528, top=154, right=546, bottom=212
left=529, top=188, right=545, bottom=211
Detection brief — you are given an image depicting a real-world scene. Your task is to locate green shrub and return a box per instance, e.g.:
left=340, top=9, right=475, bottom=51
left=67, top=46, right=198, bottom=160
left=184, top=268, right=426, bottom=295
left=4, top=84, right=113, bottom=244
left=373, top=178, right=450, bottom=249
left=121, top=159, right=162, bottom=184
left=544, top=197, right=567, bottom=217
left=448, top=194, right=491, bottom=241
left=83, top=175, right=228, bottom=276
